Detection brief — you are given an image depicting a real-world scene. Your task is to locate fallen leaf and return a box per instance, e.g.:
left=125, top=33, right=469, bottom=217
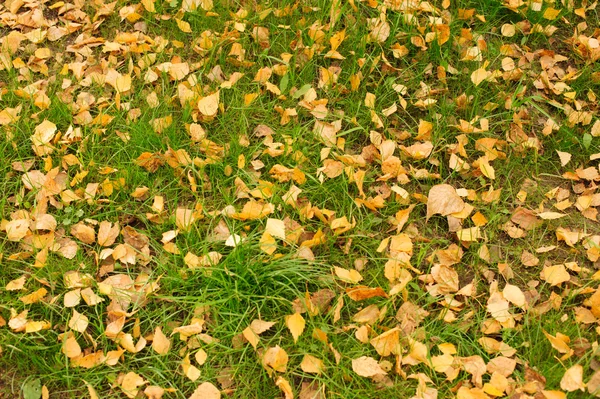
left=352, top=356, right=387, bottom=377
left=540, top=264, right=571, bottom=286
left=152, top=326, right=171, bottom=355
left=262, top=346, right=288, bottom=374
left=426, top=184, right=465, bottom=220
left=300, top=354, right=324, bottom=374
left=120, top=372, right=146, bottom=399
left=560, top=364, right=585, bottom=392
left=285, top=313, right=305, bottom=343
left=189, top=382, right=220, bottom=399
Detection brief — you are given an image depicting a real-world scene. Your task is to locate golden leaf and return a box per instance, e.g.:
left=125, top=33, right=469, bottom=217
left=189, top=382, right=220, bottom=399
left=300, top=354, right=324, bottom=374
left=152, top=326, right=171, bottom=355
left=285, top=313, right=305, bottom=343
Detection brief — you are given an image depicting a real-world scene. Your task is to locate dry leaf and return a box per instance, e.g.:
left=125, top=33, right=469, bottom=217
left=560, top=365, right=585, bottom=392
left=275, top=376, right=294, bottom=399
left=262, top=346, right=288, bottom=374
left=189, top=382, right=220, bottom=399
left=152, top=326, right=171, bottom=355
left=352, top=356, right=387, bottom=377
left=370, top=327, right=401, bottom=357
left=427, top=184, right=465, bottom=220
left=300, top=354, right=324, bottom=374
left=540, top=264, right=571, bottom=286
left=285, top=313, right=305, bottom=343
left=198, top=91, right=220, bottom=117
left=120, top=372, right=146, bottom=399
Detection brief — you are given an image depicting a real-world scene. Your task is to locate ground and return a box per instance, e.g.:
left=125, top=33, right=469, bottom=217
left=1, top=0, right=600, bottom=398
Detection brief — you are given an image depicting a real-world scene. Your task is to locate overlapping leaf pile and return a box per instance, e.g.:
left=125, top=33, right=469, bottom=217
left=1, top=0, right=600, bottom=397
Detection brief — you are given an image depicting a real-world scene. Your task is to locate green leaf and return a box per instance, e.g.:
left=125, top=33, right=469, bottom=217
left=583, top=133, right=592, bottom=149
left=23, top=379, right=42, bottom=399
left=279, top=74, right=289, bottom=94
left=292, top=84, right=312, bottom=99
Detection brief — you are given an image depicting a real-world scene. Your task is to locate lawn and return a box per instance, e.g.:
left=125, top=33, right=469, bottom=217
left=1, top=0, right=600, bottom=398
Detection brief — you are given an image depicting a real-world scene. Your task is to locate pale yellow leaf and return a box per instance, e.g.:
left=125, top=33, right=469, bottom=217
left=560, top=365, right=585, bottom=392
left=152, top=326, right=171, bottom=355
left=189, top=382, right=220, bottom=399
left=352, top=356, right=387, bottom=377
left=300, top=354, right=324, bottom=374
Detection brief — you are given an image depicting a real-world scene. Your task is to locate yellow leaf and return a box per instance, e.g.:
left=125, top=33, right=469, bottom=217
left=502, top=284, right=526, bottom=308
left=5, top=219, right=30, bottom=241
left=198, top=91, right=220, bottom=117
left=352, top=356, right=387, bottom=377
left=231, top=200, right=274, bottom=220
left=543, top=7, right=561, bottom=20
left=501, top=24, right=516, bottom=37
left=456, top=227, right=482, bottom=242
left=176, top=19, right=192, bottom=33
left=19, top=288, right=47, bottom=304
left=370, top=327, right=401, bottom=357
left=152, top=326, right=171, bottom=355
left=265, top=218, right=286, bottom=240
left=560, top=365, right=585, bottom=392
left=175, top=208, right=197, bottom=232
left=141, top=0, right=155, bottom=12
left=189, top=382, right=220, bottom=399
left=540, top=264, right=571, bottom=286
left=285, top=312, right=305, bottom=343
left=556, top=150, right=572, bottom=166
left=182, top=354, right=201, bottom=381
left=120, top=372, right=146, bottom=399
left=260, top=231, right=277, bottom=255
left=31, top=120, right=57, bottom=156
left=471, top=67, right=488, bottom=86
left=542, top=391, right=566, bottom=399
left=300, top=354, right=324, bottom=374
left=97, top=221, right=120, bottom=247
left=68, top=309, right=89, bottom=332
left=333, top=266, right=363, bottom=284
left=543, top=330, right=572, bottom=355
left=70, top=223, right=96, bottom=244
left=194, top=348, right=207, bottom=366
left=6, top=275, right=26, bottom=291
left=479, top=157, right=496, bottom=179
left=242, top=326, right=260, bottom=349
left=62, top=333, right=81, bottom=358
left=262, top=345, right=288, bottom=374
left=275, top=376, right=293, bottom=399
left=83, top=380, right=100, bottom=399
